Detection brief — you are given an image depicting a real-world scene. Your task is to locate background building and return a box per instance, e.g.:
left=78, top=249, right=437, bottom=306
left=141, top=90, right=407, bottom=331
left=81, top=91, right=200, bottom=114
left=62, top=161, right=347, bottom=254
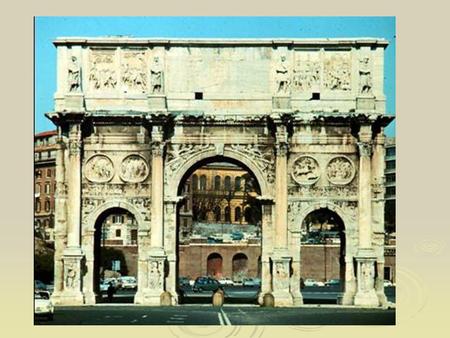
left=34, top=130, right=57, bottom=242
left=384, top=137, right=396, bottom=234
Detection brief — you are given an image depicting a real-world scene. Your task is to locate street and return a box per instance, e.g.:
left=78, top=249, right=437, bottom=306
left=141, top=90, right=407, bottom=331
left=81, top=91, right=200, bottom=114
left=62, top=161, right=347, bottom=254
left=94, top=285, right=396, bottom=305
left=35, top=305, right=395, bottom=325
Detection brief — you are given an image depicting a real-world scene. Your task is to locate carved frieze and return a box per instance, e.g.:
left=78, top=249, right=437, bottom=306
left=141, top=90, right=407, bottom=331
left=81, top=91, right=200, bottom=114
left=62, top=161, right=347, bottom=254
left=120, top=155, right=149, bottom=183
left=148, top=260, right=164, bottom=289
left=292, top=52, right=321, bottom=92
left=289, top=185, right=358, bottom=198
left=89, top=51, right=117, bottom=91
left=64, top=260, right=79, bottom=289
left=230, top=144, right=276, bottom=184
left=121, top=51, right=147, bottom=93
left=164, top=143, right=214, bottom=184
left=291, top=156, right=320, bottom=185
left=85, top=155, right=114, bottom=183
left=326, top=156, right=355, bottom=185
left=323, top=52, right=351, bottom=91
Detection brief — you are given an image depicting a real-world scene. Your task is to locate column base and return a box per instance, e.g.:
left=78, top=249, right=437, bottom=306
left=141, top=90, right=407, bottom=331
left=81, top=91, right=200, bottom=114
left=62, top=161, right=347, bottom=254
left=134, top=289, right=165, bottom=306
left=354, top=289, right=380, bottom=307
left=291, top=290, right=304, bottom=306
left=53, top=290, right=85, bottom=305
left=341, top=290, right=356, bottom=305
left=83, top=291, right=97, bottom=305
left=272, top=290, right=294, bottom=307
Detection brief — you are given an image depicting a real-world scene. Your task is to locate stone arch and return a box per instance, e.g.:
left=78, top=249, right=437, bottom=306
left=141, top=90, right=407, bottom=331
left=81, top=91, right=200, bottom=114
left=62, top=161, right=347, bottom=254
left=297, top=201, right=355, bottom=233
left=166, top=147, right=272, bottom=198
left=86, top=200, right=146, bottom=232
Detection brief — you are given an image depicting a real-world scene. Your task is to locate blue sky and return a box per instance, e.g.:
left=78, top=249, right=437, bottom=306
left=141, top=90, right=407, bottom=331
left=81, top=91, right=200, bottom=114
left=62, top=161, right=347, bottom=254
left=35, top=16, right=395, bottom=136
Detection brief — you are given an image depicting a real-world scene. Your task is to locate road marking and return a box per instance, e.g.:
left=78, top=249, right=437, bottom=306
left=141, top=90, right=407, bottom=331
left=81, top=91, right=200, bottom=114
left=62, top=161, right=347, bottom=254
left=141, top=315, right=147, bottom=318
left=220, top=308, right=232, bottom=326
left=130, top=319, right=138, bottom=323
left=218, top=312, right=224, bottom=325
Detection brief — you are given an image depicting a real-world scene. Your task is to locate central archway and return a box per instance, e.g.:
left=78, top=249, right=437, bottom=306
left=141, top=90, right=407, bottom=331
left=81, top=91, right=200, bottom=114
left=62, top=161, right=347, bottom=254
left=173, top=155, right=266, bottom=304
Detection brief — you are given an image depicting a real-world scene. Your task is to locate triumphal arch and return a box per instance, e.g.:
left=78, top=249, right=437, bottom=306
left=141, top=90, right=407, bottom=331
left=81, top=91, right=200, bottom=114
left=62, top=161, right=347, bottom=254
left=47, top=37, right=393, bottom=307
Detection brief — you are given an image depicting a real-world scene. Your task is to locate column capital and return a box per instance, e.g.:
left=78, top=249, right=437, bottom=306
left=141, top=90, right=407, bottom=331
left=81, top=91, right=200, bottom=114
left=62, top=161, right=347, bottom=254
left=68, top=123, right=82, bottom=156
left=151, top=141, right=165, bottom=157
left=357, top=141, right=373, bottom=157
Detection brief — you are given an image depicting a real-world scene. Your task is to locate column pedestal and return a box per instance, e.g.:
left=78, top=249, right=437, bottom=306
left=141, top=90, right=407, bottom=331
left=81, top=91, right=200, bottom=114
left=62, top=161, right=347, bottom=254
left=58, top=247, right=84, bottom=305
left=354, top=248, right=379, bottom=307
left=271, top=250, right=293, bottom=307
left=138, top=248, right=166, bottom=305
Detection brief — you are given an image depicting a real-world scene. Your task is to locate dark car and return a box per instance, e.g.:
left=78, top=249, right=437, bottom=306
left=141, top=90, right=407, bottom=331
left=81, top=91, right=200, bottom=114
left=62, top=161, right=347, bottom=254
left=178, top=277, right=190, bottom=287
left=193, top=276, right=221, bottom=292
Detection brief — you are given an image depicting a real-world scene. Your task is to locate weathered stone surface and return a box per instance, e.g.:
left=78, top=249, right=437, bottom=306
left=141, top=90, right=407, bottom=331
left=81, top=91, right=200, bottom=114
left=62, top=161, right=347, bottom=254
left=48, top=38, right=393, bottom=307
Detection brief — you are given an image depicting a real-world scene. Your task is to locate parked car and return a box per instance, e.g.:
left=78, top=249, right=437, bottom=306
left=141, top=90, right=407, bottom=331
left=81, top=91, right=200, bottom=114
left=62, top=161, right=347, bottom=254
left=383, top=280, right=393, bottom=287
left=104, top=277, right=120, bottom=289
left=34, top=290, right=54, bottom=320
left=193, top=276, right=221, bottom=292
left=243, top=278, right=261, bottom=287
left=99, top=281, right=110, bottom=293
left=304, top=279, right=318, bottom=287
left=118, top=276, right=137, bottom=290
left=34, top=280, right=47, bottom=291
left=218, top=277, right=234, bottom=286
left=325, top=279, right=341, bottom=287
left=178, top=277, right=190, bottom=286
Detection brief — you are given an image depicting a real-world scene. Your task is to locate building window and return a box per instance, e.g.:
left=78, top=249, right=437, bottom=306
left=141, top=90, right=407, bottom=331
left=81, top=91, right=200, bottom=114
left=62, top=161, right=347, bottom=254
left=131, top=229, right=138, bottom=244
left=45, top=200, right=50, bottom=212
left=47, top=151, right=52, bottom=159
left=386, top=173, right=396, bottom=183
left=386, top=161, right=396, bottom=170
left=235, top=207, right=241, bottom=222
left=113, top=215, right=124, bottom=224
left=35, top=184, right=41, bottom=194
left=36, top=170, right=42, bottom=179
left=224, top=206, right=231, bottom=223
left=36, top=200, right=41, bottom=213
left=200, top=175, right=207, bottom=190
left=47, top=168, right=52, bottom=177
left=115, top=229, right=121, bottom=237
left=192, top=174, right=198, bottom=191
left=235, top=176, right=242, bottom=191
left=386, top=187, right=396, bottom=196
left=224, top=176, right=231, bottom=191
left=214, top=175, right=221, bottom=191
left=386, top=147, right=396, bottom=157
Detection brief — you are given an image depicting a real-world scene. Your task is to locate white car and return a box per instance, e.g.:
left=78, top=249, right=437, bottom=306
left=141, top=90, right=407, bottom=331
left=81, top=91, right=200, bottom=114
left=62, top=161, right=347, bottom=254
left=383, top=280, right=393, bottom=287
left=304, top=279, right=318, bottom=287
left=34, top=291, right=54, bottom=320
left=119, top=276, right=137, bottom=289
left=218, top=277, right=234, bottom=286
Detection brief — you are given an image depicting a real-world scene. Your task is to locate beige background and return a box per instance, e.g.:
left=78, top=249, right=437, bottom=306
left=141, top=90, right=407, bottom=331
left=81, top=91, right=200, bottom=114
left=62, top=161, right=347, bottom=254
left=2, top=1, right=449, bottom=336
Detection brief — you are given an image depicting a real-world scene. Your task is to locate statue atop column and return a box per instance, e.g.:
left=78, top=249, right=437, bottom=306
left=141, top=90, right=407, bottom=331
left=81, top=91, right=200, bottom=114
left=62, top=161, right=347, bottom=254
left=150, top=56, right=164, bottom=94
left=68, top=56, right=81, bottom=92
left=275, top=56, right=290, bottom=94
left=359, top=57, right=372, bottom=95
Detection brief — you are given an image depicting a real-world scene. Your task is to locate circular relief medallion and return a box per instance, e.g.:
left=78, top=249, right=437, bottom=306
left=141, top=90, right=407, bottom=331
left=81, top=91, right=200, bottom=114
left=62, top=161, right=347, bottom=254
left=326, top=156, right=355, bottom=185
left=120, top=155, right=149, bottom=183
left=291, top=156, right=320, bottom=185
left=85, top=155, right=114, bottom=183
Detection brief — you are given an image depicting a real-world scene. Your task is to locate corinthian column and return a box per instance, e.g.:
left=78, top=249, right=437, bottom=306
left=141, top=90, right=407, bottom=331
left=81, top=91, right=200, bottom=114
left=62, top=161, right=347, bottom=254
left=354, top=125, right=379, bottom=307
left=271, top=125, right=293, bottom=306
left=60, top=122, right=84, bottom=305
left=151, top=138, right=165, bottom=250
left=144, top=126, right=167, bottom=305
